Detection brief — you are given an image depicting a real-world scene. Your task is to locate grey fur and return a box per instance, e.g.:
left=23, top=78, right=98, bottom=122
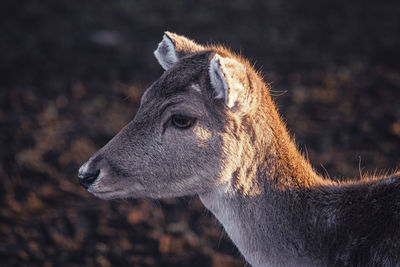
left=79, top=32, right=400, bottom=267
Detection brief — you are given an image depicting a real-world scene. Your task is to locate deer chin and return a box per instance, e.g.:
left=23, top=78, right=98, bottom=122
left=89, top=184, right=146, bottom=200
left=89, top=189, right=127, bottom=200
left=87, top=171, right=147, bottom=200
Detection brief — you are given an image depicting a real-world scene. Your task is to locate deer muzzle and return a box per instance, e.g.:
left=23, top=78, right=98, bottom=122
left=78, top=162, right=100, bottom=189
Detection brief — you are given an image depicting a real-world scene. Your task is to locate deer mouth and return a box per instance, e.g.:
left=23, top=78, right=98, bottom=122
left=89, top=188, right=126, bottom=200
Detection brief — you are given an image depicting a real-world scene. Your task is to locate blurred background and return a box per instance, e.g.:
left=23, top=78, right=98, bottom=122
left=1, top=0, right=400, bottom=266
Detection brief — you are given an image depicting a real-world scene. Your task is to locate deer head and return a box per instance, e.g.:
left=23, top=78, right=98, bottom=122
left=78, top=32, right=266, bottom=199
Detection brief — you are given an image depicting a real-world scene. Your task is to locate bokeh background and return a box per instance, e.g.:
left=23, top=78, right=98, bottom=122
left=1, top=0, right=400, bottom=266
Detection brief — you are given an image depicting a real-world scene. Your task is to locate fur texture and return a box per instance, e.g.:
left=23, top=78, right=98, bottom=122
left=79, top=32, right=400, bottom=267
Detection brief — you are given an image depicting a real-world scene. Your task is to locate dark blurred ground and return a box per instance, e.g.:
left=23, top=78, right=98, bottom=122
left=1, top=0, right=400, bottom=266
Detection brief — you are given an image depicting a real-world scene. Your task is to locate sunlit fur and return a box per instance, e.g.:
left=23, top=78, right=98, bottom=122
left=80, top=32, right=400, bottom=266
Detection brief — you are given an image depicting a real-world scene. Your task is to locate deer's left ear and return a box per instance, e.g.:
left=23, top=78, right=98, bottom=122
left=209, top=54, right=251, bottom=110
left=154, top=31, right=204, bottom=70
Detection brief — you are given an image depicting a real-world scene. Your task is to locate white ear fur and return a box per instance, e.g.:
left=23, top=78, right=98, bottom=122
left=209, top=56, right=228, bottom=101
left=154, top=34, right=178, bottom=70
left=209, top=55, right=246, bottom=108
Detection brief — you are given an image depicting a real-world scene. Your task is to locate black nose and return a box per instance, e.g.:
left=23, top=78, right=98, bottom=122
left=78, top=170, right=100, bottom=189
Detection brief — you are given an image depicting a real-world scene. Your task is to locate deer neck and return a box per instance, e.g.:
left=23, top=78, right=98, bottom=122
left=199, top=96, right=326, bottom=266
left=267, top=101, right=326, bottom=190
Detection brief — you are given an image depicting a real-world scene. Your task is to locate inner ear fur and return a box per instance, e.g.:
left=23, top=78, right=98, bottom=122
left=209, top=54, right=250, bottom=110
left=154, top=31, right=205, bottom=70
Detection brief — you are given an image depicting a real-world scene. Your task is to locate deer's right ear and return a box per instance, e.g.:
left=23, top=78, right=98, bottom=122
left=209, top=54, right=250, bottom=110
left=154, top=31, right=204, bottom=70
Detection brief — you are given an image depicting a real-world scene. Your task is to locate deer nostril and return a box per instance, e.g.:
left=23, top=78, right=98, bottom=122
left=78, top=169, right=100, bottom=189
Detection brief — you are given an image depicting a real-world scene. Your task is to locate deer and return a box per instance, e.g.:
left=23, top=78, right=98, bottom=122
left=78, top=32, right=400, bottom=266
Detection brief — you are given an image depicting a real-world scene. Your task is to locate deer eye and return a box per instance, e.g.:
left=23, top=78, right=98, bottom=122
left=171, top=114, right=196, bottom=129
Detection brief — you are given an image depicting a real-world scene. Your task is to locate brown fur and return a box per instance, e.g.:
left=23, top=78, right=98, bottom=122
left=79, top=32, right=400, bottom=266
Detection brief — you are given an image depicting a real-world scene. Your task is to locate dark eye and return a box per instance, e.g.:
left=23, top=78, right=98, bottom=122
left=171, top=114, right=196, bottom=129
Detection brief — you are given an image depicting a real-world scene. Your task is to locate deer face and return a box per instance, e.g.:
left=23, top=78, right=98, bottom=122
left=78, top=32, right=263, bottom=199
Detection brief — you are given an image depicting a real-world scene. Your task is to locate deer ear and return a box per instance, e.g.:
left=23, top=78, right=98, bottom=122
left=154, top=31, right=204, bottom=70
left=209, top=54, right=250, bottom=109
